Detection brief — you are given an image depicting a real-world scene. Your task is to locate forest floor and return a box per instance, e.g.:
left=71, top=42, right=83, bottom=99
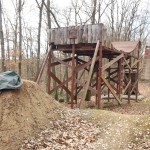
left=0, top=80, right=150, bottom=150
left=21, top=80, right=150, bottom=150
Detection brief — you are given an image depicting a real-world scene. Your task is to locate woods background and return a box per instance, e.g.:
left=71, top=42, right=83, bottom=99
left=0, top=0, right=149, bottom=87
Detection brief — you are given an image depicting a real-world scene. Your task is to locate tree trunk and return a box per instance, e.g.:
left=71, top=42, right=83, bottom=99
left=0, top=0, right=5, bottom=72
left=91, top=0, right=97, bottom=24
left=36, top=0, right=44, bottom=73
left=18, top=0, right=22, bottom=75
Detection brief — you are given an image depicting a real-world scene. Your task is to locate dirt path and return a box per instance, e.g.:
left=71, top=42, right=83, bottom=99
left=20, top=109, right=150, bottom=150
left=83, top=110, right=150, bottom=150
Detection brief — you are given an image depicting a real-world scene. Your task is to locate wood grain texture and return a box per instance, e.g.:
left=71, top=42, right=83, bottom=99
left=49, top=24, right=106, bottom=45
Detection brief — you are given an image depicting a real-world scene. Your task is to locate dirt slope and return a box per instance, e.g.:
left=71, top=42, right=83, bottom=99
left=0, top=80, right=61, bottom=150
left=82, top=109, right=150, bottom=150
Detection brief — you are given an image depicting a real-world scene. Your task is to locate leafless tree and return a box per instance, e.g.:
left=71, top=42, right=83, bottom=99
left=35, top=0, right=45, bottom=73
left=18, top=0, right=24, bottom=75
left=0, top=0, right=5, bottom=71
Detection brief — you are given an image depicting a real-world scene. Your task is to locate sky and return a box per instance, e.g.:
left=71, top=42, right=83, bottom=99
left=2, top=0, right=150, bottom=48
left=1, top=0, right=74, bottom=54
left=2, top=0, right=71, bottom=26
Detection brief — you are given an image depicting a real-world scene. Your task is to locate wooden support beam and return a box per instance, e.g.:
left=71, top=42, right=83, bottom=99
left=71, top=43, right=76, bottom=109
left=131, top=59, right=140, bottom=68
left=101, top=75, right=122, bottom=105
left=130, top=79, right=138, bottom=95
left=76, top=79, right=98, bottom=94
left=52, top=56, right=72, bottom=68
left=36, top=45, right=52, bottom=84
left=49, top=71, right=72, bottom=96
left=76, top=57, right=87, bottom=64
left=124, top=57, right=132, bottom=71
left=108, top=69, right=118, bottom=76
left=51, top=57, right=75, bottom=67
left=118, top=58, right=124, bottom=101
left=128, top=58, right=132, bottom=104
left=136, top=58, right=140, bottom=102
left=48, top=46, right=52, bottom=94
left=123, top=79, right=131, bottom=94
left=80, top=40, right=100, bottom=108
left=49, top=77, right=72, bottom=94
left=97, top=42, right=103, bottom=108
left=75, top=56, right=99, bottom=72
left=108, top=59, right=111, bottom=102
left=102, top=53, right=124, bottom=72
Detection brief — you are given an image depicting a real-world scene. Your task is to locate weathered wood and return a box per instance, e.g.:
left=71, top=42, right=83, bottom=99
left=130, top=79, right=138, bottom=95
left=49, top=77, right=72, bottom=94
left=49, top=24, right=106, bottom=45
left=76, top=79, right=98, bottom=94
left=123, top=79, right=131, bottom=94
left=51, top=29, right=55, bottom=43
left=97, top=41, right=103, bottom=108
left=71, top=43, right=76, bottom=109
left=51, top=57, right=74, bottom=67
left=88, top=24, right=92, bottom=43
left=78, top=25, right=83, bottom=43
left=50, top=71, right=72, bottom=96
left=92, top=25, right=97, bottom=43
left=54, top=28, right=58, bottom=44
left=82, top=25, right=88, bottom=43
left=63, top=27, right=68, bottom=44
left=52, top=56, right=72, bottom=68
left=102, top=53, right=124, bottom=71
left=80, top=40, right=100, bottom=107
left=101, top=75, right=122, bottom=105
left=124, top=57, right=132, bottom=70
left=75, top=56, right=99, bottom=72
left=35, top=45, right=52, bottom=84
left=131, top=59, right=140, bottom=68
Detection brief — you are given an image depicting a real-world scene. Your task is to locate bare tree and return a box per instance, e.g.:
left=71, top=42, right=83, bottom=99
left=18, top=0, right=24, bottom=75
left=91, top=0, right=97, bottom=24
left=0, top=0, right=5, bottom=71
left=35, top=0, right=45, bottom=72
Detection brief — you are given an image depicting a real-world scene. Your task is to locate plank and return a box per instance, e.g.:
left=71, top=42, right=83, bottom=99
left=35, top=45, right=52, bottom=84
left=78, top=25, right=84, bottom=43
left=52, top=57, right=72, bottom=68
left=51, top=57, right=74, bottom=67
left=123, top=79, right=131, bottom=94
left=81, top=40, right=100, bottom=104
left=124, top=57, right=131, bottom=70
left=82, top=25, right=88, bottom=43
left=50, top=71, right=72, bottom=96
left=131, top=59, right=140, bottom=68
left=63, top=27, right=68, bottom=44
left=76, top=79, right=98, bottom=94
left=88, top=24, right=92, bottom=43
left=102, top=53, right=124, bottom=71
left=101, top=75, right=122, bottom=105
left=49, top=77, right=72, bottom=94
left=75, top=56, right=99, bottom=72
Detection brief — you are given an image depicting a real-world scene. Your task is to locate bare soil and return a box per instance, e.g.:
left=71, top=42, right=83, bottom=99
left=0, top=80, right=61, bottom=150
left=0, top=80, right=150, bottom=150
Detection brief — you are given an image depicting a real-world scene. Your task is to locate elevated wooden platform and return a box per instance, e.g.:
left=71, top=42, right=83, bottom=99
left=36, top=24, right=141, bottom=109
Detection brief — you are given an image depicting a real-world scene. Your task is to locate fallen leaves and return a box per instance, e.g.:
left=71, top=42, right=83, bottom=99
left=20, top=110, right=100, bottom=150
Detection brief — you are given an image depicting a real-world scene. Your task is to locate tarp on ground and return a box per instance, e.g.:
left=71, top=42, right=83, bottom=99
left=0, top=71, right=23, bottom=90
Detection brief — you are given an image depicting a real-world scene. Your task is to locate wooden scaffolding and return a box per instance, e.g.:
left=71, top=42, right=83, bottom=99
left=35, top=24, right=141, bottom=109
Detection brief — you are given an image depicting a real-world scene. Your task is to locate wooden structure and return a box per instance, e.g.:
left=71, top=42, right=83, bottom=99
left=35, top=24, right=141, bottom=109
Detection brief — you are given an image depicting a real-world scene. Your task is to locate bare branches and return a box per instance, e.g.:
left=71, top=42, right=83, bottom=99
left=43, top=1, right=60, bottom=28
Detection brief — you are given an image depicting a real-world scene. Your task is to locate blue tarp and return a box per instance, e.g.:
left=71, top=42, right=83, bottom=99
left=0, top=71, right=23, bottom=90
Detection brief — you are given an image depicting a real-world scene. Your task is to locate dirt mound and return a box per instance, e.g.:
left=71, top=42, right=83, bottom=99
left=0, top=80, right=61, bottom=150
